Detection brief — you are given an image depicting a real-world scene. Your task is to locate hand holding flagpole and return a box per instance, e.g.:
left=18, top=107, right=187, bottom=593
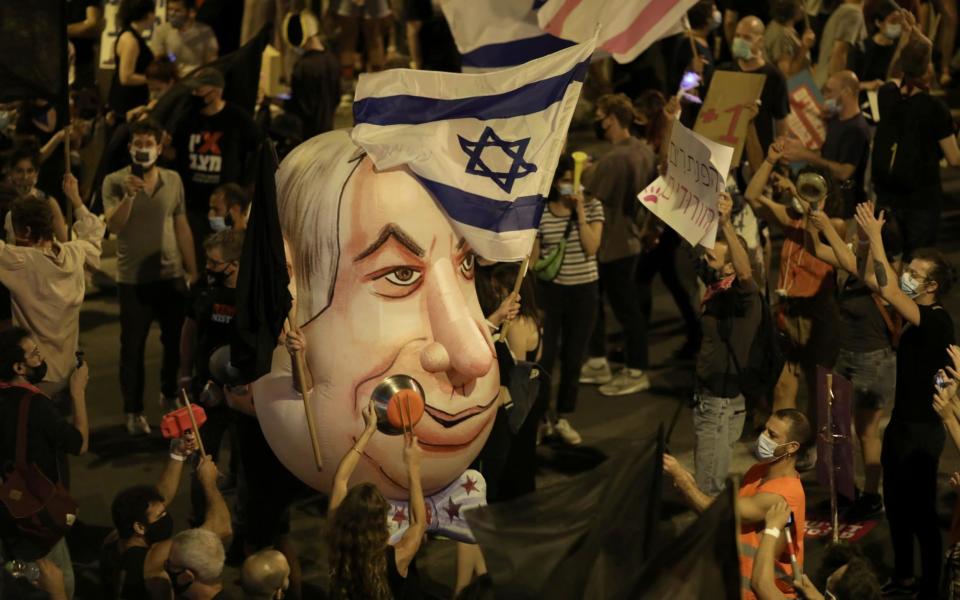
left=284, top=317, right=323, bottom=471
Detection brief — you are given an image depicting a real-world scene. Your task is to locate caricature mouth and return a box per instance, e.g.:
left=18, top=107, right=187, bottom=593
left=423, top=400, right=492, bottom=428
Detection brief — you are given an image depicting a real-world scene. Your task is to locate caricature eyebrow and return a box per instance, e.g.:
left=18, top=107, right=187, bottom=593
left=354, top=224, right=425, bottom=262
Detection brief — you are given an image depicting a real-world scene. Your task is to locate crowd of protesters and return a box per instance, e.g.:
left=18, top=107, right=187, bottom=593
left=1, top=0, right=960, bottom=598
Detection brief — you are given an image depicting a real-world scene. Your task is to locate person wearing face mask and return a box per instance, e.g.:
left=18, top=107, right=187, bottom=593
left=0, top=328, right=89, bottom=600
left=579, top=94, right=656, bottom=396
left=108, top=0, right=156, bottom=122
left=103, top=118, right=199, bottom=434
left=178, top=231, right=243, bottom=514
left=100, top=432, right=198, bottom=599
left=163, top=528, right=233, bottom=600
left=531, top=155, right=603, bottom=446
left=856, top=1, right=904, bottom=92
left=765, top=0, right=817, bottom=78
left=690, top=193, right=762, bottom=496
left=665, top=409, right=812, bottom=600
left=240, top=550, right=290, bottom=600
left=781, top=70, right=870, bottom=218
left=854, top=204, right=955, bottom=599
left=150, top=0, right=219, bottom=78
left=718, top=17, right=791, bottom=154
left=170, top=67, right=260, bottom=266
left=208, top=183, right=249, bottom=232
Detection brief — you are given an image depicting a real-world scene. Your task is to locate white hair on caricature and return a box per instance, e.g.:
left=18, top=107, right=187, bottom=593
left=276, top=129, right=362, bottom=326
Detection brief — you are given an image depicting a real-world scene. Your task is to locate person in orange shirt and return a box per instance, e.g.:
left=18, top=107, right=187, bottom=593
left=664, top=408, right=812, bottom=600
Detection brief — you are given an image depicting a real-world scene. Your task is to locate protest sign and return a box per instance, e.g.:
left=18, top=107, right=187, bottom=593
left=693, top=70, right=765, bottom=165
left=638, top=122, right=733, bottom=248
left=786, top=70, right=826, bottom=151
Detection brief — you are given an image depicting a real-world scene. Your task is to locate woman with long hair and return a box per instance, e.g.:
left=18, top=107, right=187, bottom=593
left=108, top=0, right=156, bottom=121
left=323, top=399, right=426, bottom=600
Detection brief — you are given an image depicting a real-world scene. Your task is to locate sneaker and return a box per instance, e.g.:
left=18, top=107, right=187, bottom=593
left=579, top=359, right=613, bottom=384
left=125, top=413, right=151, bottom=436
left=598, top=370, right=651, bottom=396
left=554, top=418, right=582, bottom=446
left=880, top=578, right=918, bottom=597
left=844, top=492, right=884, bottom=522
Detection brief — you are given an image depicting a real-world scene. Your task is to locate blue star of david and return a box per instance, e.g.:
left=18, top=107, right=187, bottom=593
left=458, top=127, right=538, bottom=194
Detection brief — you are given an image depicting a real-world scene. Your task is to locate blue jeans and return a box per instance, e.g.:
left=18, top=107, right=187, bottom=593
left=693, top=392, right=746, bottom=496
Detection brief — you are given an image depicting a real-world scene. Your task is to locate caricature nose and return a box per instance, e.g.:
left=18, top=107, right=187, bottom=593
left=420, top=257, right=492, bottom=384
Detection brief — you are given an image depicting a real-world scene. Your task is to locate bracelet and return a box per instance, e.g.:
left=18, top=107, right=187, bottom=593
left=763, top=527, right=781, bottom=539
left=170, top=452, right=186, bottom=462
left=765, top=158, right=776, bottom=166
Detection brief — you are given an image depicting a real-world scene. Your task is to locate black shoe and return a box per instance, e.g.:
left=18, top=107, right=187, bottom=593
left=844, top=492, right=883, bottom=522
left=880, top=578, right=917, bottom=598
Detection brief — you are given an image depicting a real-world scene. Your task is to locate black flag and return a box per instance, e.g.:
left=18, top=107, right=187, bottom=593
left=466, top=430, right=663, bottom=599
left=232, top=139, right=291, bottom=381
left=0, top=0, right=68, bottom=112
left=631, top=481, right=742, bottom=600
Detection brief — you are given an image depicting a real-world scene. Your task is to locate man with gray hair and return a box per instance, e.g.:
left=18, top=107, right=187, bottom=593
left=240, top=550, right=290, bottom=600
left=164, top=528, right=230, bottom=599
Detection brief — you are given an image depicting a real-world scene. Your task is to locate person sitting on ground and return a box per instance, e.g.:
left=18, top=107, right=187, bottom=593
left=240, top=549, right=290, bottom=600
left=753, top=501, right=881, bottom=599
left=100, top=432, right=199, bottom=599
left=664, top=409, right=813, bottom=600
left=164, top=528, right=231, bottom=600
left=207, top=183, right=249, bottom=232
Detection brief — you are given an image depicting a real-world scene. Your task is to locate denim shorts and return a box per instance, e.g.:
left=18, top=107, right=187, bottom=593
left=834, top=347, right=897, bottom=410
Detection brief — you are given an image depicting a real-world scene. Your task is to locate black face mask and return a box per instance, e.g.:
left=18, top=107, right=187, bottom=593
left=164, top=566, right=194, bottom=597
left=593, top=118, right=607, bottom=140
left=25, top=361, right=47, bottom=385
left=206, top=268, right=229, bottom=287
left=191, top=95, right=208, bottom=110
left=144, top=512, right=174, bottom=545
left=695, top=258, right=721, bottom=285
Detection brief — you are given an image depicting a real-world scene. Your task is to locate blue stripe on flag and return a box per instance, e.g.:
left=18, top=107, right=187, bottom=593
left=461, top=34, right=576, bottom=69
left=416, top=176, right=545, bottom=233
left=353, top=58, right=590, bottom=126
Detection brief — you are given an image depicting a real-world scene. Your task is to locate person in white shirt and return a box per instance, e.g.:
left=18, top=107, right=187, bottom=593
left=149, top=0, right=218, bottom=77
left=0, top=173, right=104, bottom=399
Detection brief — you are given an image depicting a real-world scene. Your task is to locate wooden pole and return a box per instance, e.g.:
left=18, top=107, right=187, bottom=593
left=179, top=389, right=207, bottom=457
left=826, top=372, right=839, bottom=544
left=498, top=256, right=529, bottom=340
left=63, top=126, right=73, bottom=238
left=285, top=317, right=323, bottom=471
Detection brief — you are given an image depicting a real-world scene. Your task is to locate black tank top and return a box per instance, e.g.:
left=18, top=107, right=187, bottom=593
left=386, top=545, right=422, bottom=600
left=108, top=27, right=154, bottom=117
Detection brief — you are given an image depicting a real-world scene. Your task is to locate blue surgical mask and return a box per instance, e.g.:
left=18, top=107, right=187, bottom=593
left=823, top=97, right=840, bottom=116
left=755, top=432, right=790, bottom=462
left=732, top=37, right=754, bottom=61
left=884, top=23, right=902, bottom=40
left=208, top=216, right=229, bottom=232
left=900, top=271, right=925, bottom=298
left=558, top=182, right=574, bottom=197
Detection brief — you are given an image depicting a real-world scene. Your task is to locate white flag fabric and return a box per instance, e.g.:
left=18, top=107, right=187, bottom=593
left=441, top=0, right=575, bottom=71
left=351, top=38, right=595, bottom=261
left=537, top=0, right=698, bottom=64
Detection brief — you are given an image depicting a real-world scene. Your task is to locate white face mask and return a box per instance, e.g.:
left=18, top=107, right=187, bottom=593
left=884, top=23, right=903, bottom=40
left=558, top=182, right=574, bottom=197
left=130, top=146, right=159, bottom=167
left=900, top=271, right=925, bottom=298
left=755, top=432, right=792, bottom=462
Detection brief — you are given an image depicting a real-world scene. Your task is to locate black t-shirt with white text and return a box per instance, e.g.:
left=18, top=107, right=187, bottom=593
left=172, top=102, right=259, bottom=214
left=186, top=283, right=238, bottom=387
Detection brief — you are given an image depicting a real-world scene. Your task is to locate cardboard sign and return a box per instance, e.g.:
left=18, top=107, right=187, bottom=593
left=99, top=0, right=167, bottom=70
left=693, top=70, right=765, bottom=166
left=786, top=70, right=826, bottom=151
left=638, top=122, right=734, bottom=248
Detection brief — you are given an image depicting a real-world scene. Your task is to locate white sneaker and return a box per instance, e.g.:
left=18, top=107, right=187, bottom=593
left=579, top=359, right=613, bottom=384
left=598, top=370, right=651, bottom=397
left=554, top=418, right=582, bottom=446
left=125, top=413, right=151, bottom=436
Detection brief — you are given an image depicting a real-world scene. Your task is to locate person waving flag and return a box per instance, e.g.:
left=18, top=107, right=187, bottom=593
left=351, top=37, right=595, bottom=261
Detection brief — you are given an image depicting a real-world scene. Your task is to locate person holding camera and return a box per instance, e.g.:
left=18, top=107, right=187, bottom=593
left=102, top=119, right=198, bottom=436
left=854, top=204, right=955, bottom=598
left=0, top=328, right=89, bottom=599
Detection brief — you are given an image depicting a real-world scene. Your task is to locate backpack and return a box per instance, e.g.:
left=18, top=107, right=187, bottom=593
left=721, top=292, right=785, bottom=404
left=871, top=86, right=924, bottom=195
left=0, top=393, right=78, bottom=559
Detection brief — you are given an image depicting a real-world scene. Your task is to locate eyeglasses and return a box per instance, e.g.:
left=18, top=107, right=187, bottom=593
left=905, top=268, right=929, bottom=282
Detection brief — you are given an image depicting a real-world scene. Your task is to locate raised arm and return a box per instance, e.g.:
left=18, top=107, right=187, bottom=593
left=197, top=455, right=232, bottom=541
left=854, top=203, right=921, bottom=325
left=155, top=433, right=197, bottom=504
left=103, top=175, right=141, bottom=234
left=328, top=400, right=379, bottom=516
left=394, top=436, right=426, bottom=574
left=744, top=140, right=793, bottom=229
left=719, top=193, right=752, bottom=281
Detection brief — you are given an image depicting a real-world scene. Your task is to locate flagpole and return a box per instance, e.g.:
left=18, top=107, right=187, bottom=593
left=285, top=316, right=323, bottom=471
left=499, top=257, right=529, bottom=340
left=826, top=372, right=839, bottom=544
left=63, top=125, right=72, bottom=238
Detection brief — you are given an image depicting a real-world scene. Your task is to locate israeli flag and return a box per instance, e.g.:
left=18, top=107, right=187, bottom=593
left=351, top=37, right=595, bottom=261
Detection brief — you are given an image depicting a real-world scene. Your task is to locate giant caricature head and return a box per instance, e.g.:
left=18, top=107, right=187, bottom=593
left=252, top=130, right=500, bottom=499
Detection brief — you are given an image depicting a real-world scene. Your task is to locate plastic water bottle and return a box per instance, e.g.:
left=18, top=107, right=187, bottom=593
left=4, top=559, right=40, bottom=583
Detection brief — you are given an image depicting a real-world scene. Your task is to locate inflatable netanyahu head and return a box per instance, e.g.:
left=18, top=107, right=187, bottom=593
left=252, top=130, right=500, bottom=499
